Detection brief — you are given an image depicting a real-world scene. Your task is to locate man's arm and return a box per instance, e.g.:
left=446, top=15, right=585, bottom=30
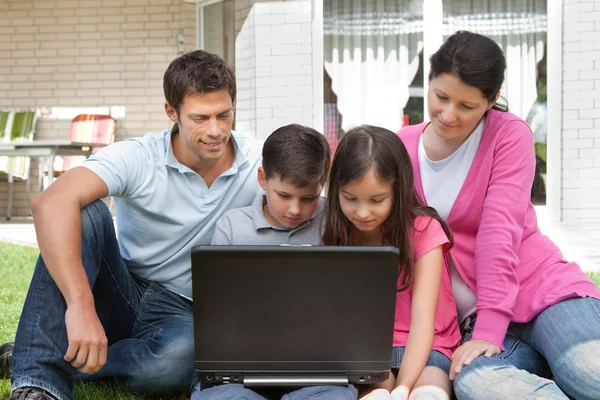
left=30, top=166, right=110, bottom=374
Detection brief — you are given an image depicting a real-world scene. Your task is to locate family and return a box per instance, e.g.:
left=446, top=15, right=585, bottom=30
left=2, top=30, right=600, bottom=400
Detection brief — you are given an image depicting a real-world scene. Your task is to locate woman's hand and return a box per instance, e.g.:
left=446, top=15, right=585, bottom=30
left=449, top=339, right=501, bottom=380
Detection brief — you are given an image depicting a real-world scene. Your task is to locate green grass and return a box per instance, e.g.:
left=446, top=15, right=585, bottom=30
left=588, top=272, right=600, bottom=288
left=0, top=242, right=186, bottom=400
left=1, top=242, right=600, bottom=399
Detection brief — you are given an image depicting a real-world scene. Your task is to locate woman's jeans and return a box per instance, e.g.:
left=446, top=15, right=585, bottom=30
left=454, top=297, right=600, bottom=400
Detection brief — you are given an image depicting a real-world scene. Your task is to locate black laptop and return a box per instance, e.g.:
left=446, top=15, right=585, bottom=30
left=191, top=245, right=399, bottom=387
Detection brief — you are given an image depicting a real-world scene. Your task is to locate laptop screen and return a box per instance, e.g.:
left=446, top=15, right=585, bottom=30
left=192, top=246, right=398, bottom=382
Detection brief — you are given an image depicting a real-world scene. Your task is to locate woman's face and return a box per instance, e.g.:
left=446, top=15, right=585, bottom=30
left=427, top=73, right=495, bottom=142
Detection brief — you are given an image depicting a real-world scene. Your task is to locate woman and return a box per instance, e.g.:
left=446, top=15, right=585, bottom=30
left=397, top=30, right=600, bottom=400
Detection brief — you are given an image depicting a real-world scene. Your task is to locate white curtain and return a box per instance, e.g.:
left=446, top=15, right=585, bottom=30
left=324, top=0, right=424, bottom=132
left=443, top=0, right=546, bottom=119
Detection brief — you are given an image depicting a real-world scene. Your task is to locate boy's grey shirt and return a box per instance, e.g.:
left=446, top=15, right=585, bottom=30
left=211, top=194, right=325, bottom=245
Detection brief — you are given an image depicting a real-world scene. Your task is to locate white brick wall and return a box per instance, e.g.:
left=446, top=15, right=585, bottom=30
left=562, top=0, right=600, bottom=222
left=0, top=0, right=196, bottom=217
left=234, top=0, right=258, bottom=137
left=234, top=0, right=314, bottom=139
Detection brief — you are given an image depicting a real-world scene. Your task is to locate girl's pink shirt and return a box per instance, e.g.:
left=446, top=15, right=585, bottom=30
left=393, top=215, right=461, bottom=359
left=398, top=109, right=600, bottom=349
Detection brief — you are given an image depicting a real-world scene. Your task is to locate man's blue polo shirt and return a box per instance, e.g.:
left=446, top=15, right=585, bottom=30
left=82, top=126, right=263, bottom=298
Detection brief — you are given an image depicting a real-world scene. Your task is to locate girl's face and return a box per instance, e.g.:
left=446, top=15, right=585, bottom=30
left=427, top=73, right=495, bottom=143
left=339, top=168, right=394, bottom=235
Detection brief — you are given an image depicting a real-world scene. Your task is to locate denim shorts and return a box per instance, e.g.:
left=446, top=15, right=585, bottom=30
left=391, top=347, right=451, bottom=375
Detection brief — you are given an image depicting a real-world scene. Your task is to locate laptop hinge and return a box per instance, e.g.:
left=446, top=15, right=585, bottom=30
left=243, top=376, right=349, bottom=387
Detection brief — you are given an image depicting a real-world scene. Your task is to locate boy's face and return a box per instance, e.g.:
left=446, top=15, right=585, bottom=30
left=258, top=168, right=323, bottom=229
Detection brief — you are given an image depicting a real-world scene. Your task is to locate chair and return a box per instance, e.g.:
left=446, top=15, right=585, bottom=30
left=1, top=110, right=40, bottom=220
left=50, top=114, right=116, bottom=177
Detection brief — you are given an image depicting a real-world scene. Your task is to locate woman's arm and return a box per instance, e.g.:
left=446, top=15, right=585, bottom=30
left=471, top=120, right=535, bottom=347
left=450, top=121, right=534, bottom=379
left=395, top=246, right=443, bottom=395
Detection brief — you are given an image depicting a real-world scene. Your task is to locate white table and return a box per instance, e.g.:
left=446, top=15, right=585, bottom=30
left=0, top=140, right=108, bottom=220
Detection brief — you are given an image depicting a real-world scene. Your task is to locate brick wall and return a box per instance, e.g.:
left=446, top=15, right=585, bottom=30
left=234, top=0, right=314, bottom=139
left=0, top=0, right=317, bottom=217
left=235, top=0, right=258, bottom=137
left=0, top=0, right=197, bottom=217
left=562, top=0, right=600, bottom=221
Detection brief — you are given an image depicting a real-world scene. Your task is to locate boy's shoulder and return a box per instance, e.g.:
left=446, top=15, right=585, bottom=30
left=218, top=203, right=258, bottom=226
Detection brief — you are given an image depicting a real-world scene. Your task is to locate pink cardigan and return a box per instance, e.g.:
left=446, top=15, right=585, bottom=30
left=398, top=109, right=600, bottom=349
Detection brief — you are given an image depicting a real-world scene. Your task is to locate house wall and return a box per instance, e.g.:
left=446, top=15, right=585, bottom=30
left=0, top=0, right=197, bottom=218
left=561, top=0, right=600, bottom=221
left=234, top=0, right=315, bottom=139
left=0, top=0, right=317, bottom=218
left=1, top=0, right=318, bottom=218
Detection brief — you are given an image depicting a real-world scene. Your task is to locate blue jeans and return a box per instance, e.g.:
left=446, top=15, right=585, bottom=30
left=11, top=200, right=195, bottom=400
left=454, top=297, right=600, bottom=400
left=191, top=383, right=358, bottom=400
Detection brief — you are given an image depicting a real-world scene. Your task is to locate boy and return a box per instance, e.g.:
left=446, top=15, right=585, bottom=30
left=192, top=124, right=358, bottom=400
left=211, top=123, right=330, bottom=246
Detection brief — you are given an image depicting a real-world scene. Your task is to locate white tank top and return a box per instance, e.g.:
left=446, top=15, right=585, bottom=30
left=418, top=119, right=484, bottom=323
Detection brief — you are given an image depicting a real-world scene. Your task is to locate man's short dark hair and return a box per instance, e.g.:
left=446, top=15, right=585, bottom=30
left=163, top=50, right=236, bottom=114
left=262, top=124, right=331, bottom=187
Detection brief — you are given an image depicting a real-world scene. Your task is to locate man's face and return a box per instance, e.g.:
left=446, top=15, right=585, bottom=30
left=165, top=90, right=234, bottom=163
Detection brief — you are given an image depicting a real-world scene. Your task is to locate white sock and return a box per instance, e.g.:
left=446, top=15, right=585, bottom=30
left=361, top=388, right=393, bottom=400
left=408, top=386, right=449, bottom=400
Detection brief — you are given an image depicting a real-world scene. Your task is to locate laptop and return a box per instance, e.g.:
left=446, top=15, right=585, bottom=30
left=191, top=245, right=399, bottom=387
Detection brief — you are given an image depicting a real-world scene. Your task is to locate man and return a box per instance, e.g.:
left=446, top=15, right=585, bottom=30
left=3, top=50, right=262, bottom=400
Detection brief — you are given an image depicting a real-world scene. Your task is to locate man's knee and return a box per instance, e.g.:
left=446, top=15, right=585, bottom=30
left=80, top=200, right=112, bottom=234
left=129, top=336, right=195, bottom=394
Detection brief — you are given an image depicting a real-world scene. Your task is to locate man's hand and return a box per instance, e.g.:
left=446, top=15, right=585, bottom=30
left=63, top=302, right=108, bottom=374
left=449, top=339, right=500, bottom=380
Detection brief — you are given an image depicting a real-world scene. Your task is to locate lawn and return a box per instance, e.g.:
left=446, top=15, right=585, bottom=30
left=1, top=242, right=600, bottom=400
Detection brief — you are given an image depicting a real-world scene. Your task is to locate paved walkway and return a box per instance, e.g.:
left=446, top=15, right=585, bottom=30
left=1, top=207, right=599, bottom=272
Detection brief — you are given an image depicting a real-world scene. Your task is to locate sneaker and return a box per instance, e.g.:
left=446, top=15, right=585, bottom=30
left=0, top=342, right=13, bottom=379
left=9, top=387, right=55, bottom=400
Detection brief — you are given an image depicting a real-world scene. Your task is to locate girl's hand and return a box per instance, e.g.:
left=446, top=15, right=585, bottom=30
left=391, top=385, right=409, bottom=400
left=449, top=339, right=501, bottom=380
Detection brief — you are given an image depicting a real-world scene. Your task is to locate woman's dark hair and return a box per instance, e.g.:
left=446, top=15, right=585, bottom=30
left=323, top=125, right=453, bottom=291
left=163, top=50, right=236, bottom=115
left=430, top=30, right=508, bottom=111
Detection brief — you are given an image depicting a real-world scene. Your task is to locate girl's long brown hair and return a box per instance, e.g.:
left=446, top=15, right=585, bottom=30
left=322, top=125, right=454, bottom=291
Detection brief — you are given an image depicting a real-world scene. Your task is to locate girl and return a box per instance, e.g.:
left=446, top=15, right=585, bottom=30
left=398, top=30, right=600, bottom=400
left=323, top=125, right=461, bottom=400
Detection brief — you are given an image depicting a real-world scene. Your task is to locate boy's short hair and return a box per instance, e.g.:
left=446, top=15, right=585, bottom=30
left=262, top=124, right=331, bottom=187
left=163, top=50, right=236, bottom=115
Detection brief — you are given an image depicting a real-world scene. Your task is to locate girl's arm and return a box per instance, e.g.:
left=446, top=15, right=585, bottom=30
left=395, top=246, right=443, bottom=394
